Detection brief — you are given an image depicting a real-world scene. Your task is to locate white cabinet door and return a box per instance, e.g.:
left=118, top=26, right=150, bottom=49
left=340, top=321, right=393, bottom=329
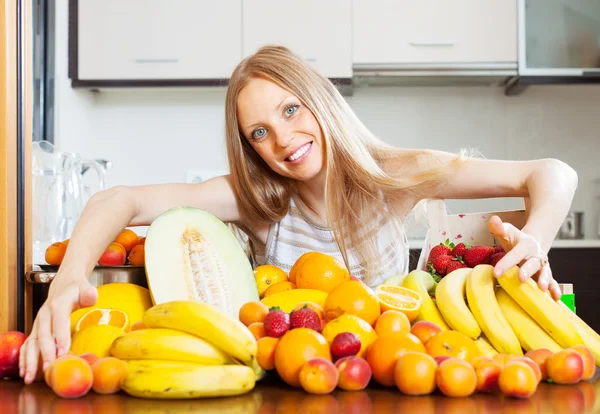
left=242, top=0, right=352, bottom=78
left=77, top=0, right=242, bottom=80
left=353, top=0, right=517, bottom=65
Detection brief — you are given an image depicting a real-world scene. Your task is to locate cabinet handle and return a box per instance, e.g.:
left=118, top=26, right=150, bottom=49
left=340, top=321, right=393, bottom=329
left=134, top=58, right=179, bottom=63
left=409, top=42, right=455, bottom=47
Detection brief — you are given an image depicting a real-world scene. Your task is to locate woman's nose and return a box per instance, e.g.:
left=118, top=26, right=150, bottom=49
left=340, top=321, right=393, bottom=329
left=274, top=125, right=294, bottom=148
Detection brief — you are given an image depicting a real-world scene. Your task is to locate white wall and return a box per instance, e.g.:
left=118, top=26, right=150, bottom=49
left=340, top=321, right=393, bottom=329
left=53, top=1, right=600, bottom=240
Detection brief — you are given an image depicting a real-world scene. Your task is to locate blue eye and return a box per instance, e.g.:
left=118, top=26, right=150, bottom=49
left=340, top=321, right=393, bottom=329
left=252, top=127, right=266, bottom=140
left=285, top=105, right=299, bottom=117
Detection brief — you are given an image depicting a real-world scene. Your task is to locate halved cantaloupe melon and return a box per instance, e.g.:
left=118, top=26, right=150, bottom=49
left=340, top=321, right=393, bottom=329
left=144, top=207, right=259, bottom=319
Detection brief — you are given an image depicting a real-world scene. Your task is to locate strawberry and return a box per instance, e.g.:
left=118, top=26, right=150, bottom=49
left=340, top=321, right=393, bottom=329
left=263, top=307, right=290, bottom=338
left=430, top=254, right=453, bottom=276
left=289, top=306, right=321, bottom=332
left=463, top=245, right=494, bottom=267
left=446, top=260, right=467, bottom=273
left=427, top=239, right=455, bottom=263
left=450, top=242, right=470, bottom=258
left=493, top=245, right=505, bottom=254
left=489, top=252, right=506, bottom=267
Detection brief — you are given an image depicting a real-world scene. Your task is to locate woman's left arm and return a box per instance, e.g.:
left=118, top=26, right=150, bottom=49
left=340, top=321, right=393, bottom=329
left=420, top=150, right=579, bottom=299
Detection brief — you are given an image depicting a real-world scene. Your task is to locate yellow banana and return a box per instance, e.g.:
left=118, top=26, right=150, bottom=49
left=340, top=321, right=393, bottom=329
left=495, top=288, right=562, bottom=353
left=556, top=300, right=600, bottom=367
left=466, top=265, right=522, bottom=355
left=474, top=335, right=498, bottom=358
left=143, top=301, right=257, bottom=365
left=435, top=267, right=481, bottom=339
left=402, top=270, right=450, bottom=330
left=110, top=328, right=234, bottom=365
left=122, top=360, right=256, bottom=399
left=497, top=266, right=583, bottom=349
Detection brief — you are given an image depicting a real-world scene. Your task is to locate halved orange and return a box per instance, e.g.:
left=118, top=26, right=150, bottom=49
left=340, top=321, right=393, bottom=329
left=374, top=285, right=422, bottom=322
left=75, top=308, right=130, bottom=333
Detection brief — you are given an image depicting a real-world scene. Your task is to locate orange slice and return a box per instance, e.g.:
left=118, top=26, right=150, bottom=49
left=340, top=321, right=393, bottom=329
left=375, top=285, right=422, bottom=322
left=75, top=308, right=130, bottom=333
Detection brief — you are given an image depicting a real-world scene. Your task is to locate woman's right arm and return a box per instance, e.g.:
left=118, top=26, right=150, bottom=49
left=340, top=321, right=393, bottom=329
left=20, top=175, right=240, bottom=383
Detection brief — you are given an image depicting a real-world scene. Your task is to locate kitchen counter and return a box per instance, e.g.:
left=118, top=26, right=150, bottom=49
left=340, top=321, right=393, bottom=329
left=1, top=371, right=599, bottom=414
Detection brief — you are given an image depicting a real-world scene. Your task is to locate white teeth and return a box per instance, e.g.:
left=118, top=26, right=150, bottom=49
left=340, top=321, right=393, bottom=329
left=288, top=143, right=310, bottom=161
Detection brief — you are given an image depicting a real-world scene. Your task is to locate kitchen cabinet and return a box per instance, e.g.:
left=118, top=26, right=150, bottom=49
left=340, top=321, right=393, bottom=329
left=70, top=0, right=242, bottom=87
left=241, top=0, right=352, bottom=79
left=352, top=0, right=517, bottom=66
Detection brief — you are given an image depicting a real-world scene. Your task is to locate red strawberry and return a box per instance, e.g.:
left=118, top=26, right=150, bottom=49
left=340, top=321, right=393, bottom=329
left=451, top=242, right=470, bottom=258
left=489, top=252, right=506, bottom=267
left=463, top=245, right=494, bottom=267
left=430, top=254, right=453, bottom=276
left=289, top=306, right=321, bottom=332
left=446, top=260, right=467, bottom=273
left=263, top=307, right=290, bottom=338
left=493, top=245, right=505, bottom=254
left=427, top=239, right=454, bottom=263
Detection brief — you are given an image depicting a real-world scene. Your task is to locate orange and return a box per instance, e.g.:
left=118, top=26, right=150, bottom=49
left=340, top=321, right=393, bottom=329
left=289, top=252, right=319, bottom=284
left=374, top=310, right=411, bottom=337
left=238, top=301, right=269, bottom=326
left=75, top=308, right=129, bottom=333
left=254, top=265, right=289, bottom=298
left=394, top=351, right=437, bottom=395
left=114, top=229, right=139, bottom=253
left=256, top=337, right=279, bottom=371
left=366, top=333, right=426, bottom=386
left=274, top=328, right=331, bottom=387
left=321, top=314, right=378, bottom=358
left=292, top=252, right=350, bottom=293
left=127, top=244, right=145, bottom=266
left=293, top=302, right=324, bottom=320
left=425, top=330, right=480, bottom=362
left=45, top=242, right=67, bottom=266
left=323, top=281, right=381, bottom=326
left=264, top=281, right=296, bottom=297
left=436, top=358, right=477, bottom=397
left=374, top=285, right=422, bottom=322
left=248, top=322, right=265, bottom=340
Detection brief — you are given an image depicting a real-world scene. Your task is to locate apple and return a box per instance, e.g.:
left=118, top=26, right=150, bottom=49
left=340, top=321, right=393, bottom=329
left=0, top=331, right=27, bottom=379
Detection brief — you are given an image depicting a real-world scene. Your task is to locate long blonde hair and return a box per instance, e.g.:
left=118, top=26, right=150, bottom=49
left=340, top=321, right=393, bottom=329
left=225, top=45, right=462, bottom=284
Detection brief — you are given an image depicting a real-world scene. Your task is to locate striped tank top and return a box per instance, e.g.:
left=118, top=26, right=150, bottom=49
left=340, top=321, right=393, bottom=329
left=251, top=197, right=410, bottom=288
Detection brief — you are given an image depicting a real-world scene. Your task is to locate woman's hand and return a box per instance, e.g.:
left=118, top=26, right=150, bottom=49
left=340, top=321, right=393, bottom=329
left=488, top=215, right=561, bottom=300
left=19, top=275, right=97, bottom=384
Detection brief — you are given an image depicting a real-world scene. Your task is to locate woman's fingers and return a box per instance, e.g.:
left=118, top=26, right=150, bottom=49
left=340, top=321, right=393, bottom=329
left=549, top=279, right=562, bottom=300
left=52, top=303, right=72, bottom=358
left=518, top=257, right=545, bottom=283
left=535, top=265, right=553, bottom=292
left=36, top=310, right=56, bottom=374
left=23, top=335, right=40, bottom=384
left=493, top=243, right=527, bottom=277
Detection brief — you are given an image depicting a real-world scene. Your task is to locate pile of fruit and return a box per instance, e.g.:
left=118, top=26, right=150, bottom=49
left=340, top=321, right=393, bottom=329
left=237, top=250, right=600, bottom=399
left=44, top=228, right=145, bottom=267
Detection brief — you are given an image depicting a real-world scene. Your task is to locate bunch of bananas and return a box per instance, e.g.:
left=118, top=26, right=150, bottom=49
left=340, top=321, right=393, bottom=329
left=403, top=265, right=600, bottom=367
left=109, top=300, right=261, bottom=399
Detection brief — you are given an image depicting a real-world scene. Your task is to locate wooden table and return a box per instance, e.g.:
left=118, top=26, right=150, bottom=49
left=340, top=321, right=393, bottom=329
left=1, top=373, right=599, bottom=413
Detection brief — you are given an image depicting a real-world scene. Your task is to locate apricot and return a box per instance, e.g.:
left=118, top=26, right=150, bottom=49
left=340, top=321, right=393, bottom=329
left=394, top=351, right=437, bottom=395
left=298, top=358, right=339, bottom=394
left=571, top=344, right=596, bottom=381
left=114, top=229, right=139, bottom=253
left=470, top=356, right=502, bottom=393
left=91, top=357, right=128, bottom=394
left=45, top=242, right=67, bottom=266
left=127, top=244, right=145, bottom=266
left=546, top=348, right=584, bottom=385
left=335, top=356, right=372, bottom=391
left=256, top=337, right=279, bottom=371
left=248, top=322, right=265, bottom=340
left=97, top=242, right=126, bottom=266
left=498, top=360, right=538, bottom=399
left=48, top=355, right=93, bottom=399
left=366, top=333, right=426, bottom=387
left=239, top=301, right=269, bottom=327
left=512, top=356, right=542, bottom=383
left=79, top=353, right=100, bottom=367
left=525, top=348, right=553, bottom=381
left=434, top=355, right=451, bottom=366
left=492, top=353, right=520, bottom=367
left=435, top=357, right=477, bottom=398
left=409, top=320, right=442, bottom=344
left=138, top=236, right=146, bottom=246
left=374, top=310, right=411, bottom=337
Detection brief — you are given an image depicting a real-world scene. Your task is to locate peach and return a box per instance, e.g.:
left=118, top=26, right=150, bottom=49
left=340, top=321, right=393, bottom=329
left=114, top=229, right=139, bottom=253
left=98, top=242, right=126, bottom=266
left=330, top=332, right=361, bottom=360
left=394, top=351, right=437, bottom=395
left=571, top=344, right=596, bottom=381
left=335, top=356, right=372, bottom=391
left=48, top=355, right=93, bottom=399
left=0, top=331, right=26, bottom=379
left=492, top=353, right=520, bottom=367
left=410, top=320, right=442, bottom=345
left=546, top=349, right=584, bottom=385
left=498, top=360, right=538, bottom=399
left=525, top=348, right=553, bottom=381
left=434, top=355, right=451, bottom=366
left=470, top=356, right=502, bottom=393
left=91, top=357, right=128, bottom=394
left=298, top=358, right=339, bottom=394
left=435, top=358, right=477, bottom=398
left=511, top=356, right=542, bottom=383
left=45, top=242, right=67, bottom=265
left=79, top=353, right=100, bottom=367
left=127, top=244, right=145, bottom=266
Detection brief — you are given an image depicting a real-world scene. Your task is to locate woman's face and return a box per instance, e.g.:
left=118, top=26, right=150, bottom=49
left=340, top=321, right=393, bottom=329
left=237, top=77, right=324, bottom=182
